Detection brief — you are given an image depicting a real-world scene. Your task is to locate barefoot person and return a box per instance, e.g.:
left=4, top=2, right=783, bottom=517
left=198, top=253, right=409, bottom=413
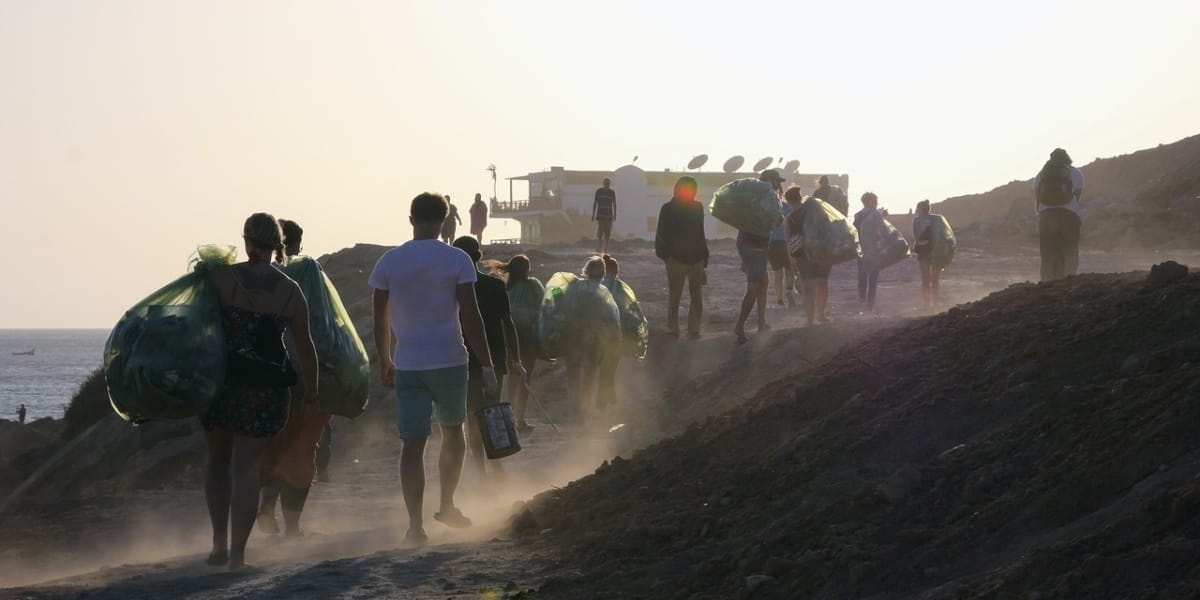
left=785, top=187, right=833, bottom=326
left=912, top=200, right=942, bottom=308
left=257, top=219, right=334, bottom=537
left=501, top=255, right=544, bottom=432
left=370, top=192, right=498, bottom=544
left=654, top=176, right=708, bottom=339
left=202, top=213, right=319, bottom=569
left=451, top=236, right=524, bottom=481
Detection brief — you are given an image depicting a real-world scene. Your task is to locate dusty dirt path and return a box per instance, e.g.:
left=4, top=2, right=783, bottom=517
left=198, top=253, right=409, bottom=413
left=3, top=243, right=1197, bottom=598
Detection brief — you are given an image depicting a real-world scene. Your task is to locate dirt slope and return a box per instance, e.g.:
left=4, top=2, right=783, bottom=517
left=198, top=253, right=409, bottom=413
left=518, top=264, right=1200, bottom=599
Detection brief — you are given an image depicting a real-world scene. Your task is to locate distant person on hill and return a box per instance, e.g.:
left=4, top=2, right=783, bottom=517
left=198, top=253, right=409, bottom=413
left=853, top=193, right=882, bottom=313
left=370, top=192, right=498, bottom=544
left=17, top=404, right=26, bottom=424
left=785, top=187, right=832, bottom=326
left=764, top=170, right=796, bottom=307
left=441, top=196, right=462, bottom=244
left=912, top=200, right=942, bottom=308
left=256, top=219, right=334, bottom=538
left=813, top=175, right=849, bottom=218
left=654, top=176, right=709, bottom=339
left=593, top=178, right=617, bottom=254
left=500, top=255, right=544, bottom=433
left=452, top=236, right=524, bottom=481
left=1034, top=148, right=1085, bottom=281
left=202, top=212, right=320, bottom=570
left=470, top=193, right=489, bottom=243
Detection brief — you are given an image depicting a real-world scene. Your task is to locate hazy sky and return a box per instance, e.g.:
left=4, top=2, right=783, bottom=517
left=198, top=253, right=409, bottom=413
left=3, top=0, right=1199, bottom=328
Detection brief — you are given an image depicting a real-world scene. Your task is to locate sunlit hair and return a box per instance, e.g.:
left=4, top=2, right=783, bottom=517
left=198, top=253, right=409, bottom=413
left=500, top=254, right=532, bottom=288
left=783, top=185, right=804, bottom=204
left=583, top=256, right=607, bottom=280
left=243, top=212, right=285, bottom=263
left=452, top=235, right=482, bottom=263
left=279, top=219, right=303, bottom=252
left=601, top=254, right=619, bottom=276
left=673, top=176, right=698, bottom=201
left=411, top=192, right=449, bottom=224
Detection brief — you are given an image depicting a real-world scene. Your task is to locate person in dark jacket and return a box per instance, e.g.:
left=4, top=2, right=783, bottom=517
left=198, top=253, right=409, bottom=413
left=654, top=176, right=708, bottom=339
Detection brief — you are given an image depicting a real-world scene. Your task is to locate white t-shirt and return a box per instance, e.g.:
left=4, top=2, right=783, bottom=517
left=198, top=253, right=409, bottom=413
left=368, top=239, right=478, bottom=371
left=1033, top=165, right=1085, bottom=215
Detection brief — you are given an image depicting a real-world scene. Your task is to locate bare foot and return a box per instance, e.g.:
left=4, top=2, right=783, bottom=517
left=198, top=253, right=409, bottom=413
left=205, top=549, right=228, bottom=567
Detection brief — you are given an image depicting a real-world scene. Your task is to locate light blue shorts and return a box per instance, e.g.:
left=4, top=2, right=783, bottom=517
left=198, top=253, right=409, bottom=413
left=394, top=365, right=469, bottom=439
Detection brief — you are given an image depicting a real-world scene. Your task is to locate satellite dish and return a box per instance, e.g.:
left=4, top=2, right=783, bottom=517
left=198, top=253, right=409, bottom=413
left=723, top=155, right=745, bottom=173
left=783, top=159, right=801, bottom=173
left=752, top=156, right=774, bottom=172
left=687, top=154, right=708, bottom=170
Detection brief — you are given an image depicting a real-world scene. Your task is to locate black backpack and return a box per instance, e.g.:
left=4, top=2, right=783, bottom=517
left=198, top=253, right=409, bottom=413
left=1036, top=161, right=1074, bottom=206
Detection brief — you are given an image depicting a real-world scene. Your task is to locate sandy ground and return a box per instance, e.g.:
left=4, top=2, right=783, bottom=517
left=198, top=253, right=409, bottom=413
left=2, top=240, right=1197, bottom=599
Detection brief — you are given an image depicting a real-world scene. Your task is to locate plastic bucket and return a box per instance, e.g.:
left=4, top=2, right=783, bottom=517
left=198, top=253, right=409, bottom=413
left=474, top=401, right=522, bottom=459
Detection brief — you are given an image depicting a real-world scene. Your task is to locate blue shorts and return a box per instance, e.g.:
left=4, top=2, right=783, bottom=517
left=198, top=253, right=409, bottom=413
left=394, top=365, right=469, bottom=439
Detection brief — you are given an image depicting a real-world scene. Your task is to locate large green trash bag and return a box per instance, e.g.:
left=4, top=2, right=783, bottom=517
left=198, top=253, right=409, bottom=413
left=104, top=245, right=236, bottom=424
left=539, top=273, right=621, bottom=361
left=930, top=214, right=957, bottom=268
left=710, top=178, right=782, bottom=237
left=605, top=279, right=649, bottom=359
left=282, top=256, right=371, bottom=419
left=507, top=277, right=548, bottom=360
left=860, top=211, right=911, bottom=273
left=800, top=197, right=861, bottom=265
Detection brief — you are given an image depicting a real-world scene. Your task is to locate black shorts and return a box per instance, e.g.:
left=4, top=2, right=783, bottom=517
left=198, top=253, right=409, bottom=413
left=794, top=256, right=833, bottom=281
left=768, top=240, right=790, bottom=271
left=596, top=219, right=613, bottom=239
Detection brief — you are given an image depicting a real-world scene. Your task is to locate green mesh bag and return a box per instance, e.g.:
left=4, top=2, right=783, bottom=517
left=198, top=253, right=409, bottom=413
left=605, top=279, right=649, bottom=359
left=539, top=273, right=620, bottom=361
left=507, top=277, right=548, bottom=360
left=800, top=197, right=861, bottom=265
left=282, top=256, right=371, bottom=418
left=104, top=245, right=236, bottom=424
left=710, top=178, right=782, bottom=237
left=930, top=214, right=957, bottom=268
left=860, top=211, right=911, bottom=273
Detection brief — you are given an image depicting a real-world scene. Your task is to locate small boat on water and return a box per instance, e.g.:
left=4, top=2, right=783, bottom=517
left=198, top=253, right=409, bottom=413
left=12, top=349, right=35, bottom=356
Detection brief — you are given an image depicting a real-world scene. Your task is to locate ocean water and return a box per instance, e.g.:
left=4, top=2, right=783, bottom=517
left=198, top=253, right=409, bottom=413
left=0, top=329, right=108, bottom=421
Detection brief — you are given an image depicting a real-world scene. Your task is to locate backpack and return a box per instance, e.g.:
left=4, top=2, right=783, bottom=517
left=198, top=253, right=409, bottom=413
left=1036, top=161, right=1074, bottom=206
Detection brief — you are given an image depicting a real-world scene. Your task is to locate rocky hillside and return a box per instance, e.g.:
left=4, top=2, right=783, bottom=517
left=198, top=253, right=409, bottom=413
left=517, top=262, right=1200, bottom=599
left=935, top=134, right=1200, bottom=249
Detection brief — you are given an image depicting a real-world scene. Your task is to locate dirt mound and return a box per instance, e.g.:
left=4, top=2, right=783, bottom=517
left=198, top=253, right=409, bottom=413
left=519, top=266, right=1200, bottom=599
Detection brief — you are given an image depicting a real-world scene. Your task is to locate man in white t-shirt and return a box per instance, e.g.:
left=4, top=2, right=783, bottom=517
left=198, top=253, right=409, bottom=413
left=369, top=192, right=498, bottom=545
left=1033, top=147, right=1085, bottom=281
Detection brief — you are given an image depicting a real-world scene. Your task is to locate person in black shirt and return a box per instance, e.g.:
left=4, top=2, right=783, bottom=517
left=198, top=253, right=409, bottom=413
left=593, top=178, right=617, bottom=254
left=654, top=176, right=709, bottom=339
left=452, top=237, right=524, bottom=481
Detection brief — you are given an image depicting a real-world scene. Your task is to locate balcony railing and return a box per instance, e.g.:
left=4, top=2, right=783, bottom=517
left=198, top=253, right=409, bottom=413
left=492, top=198, right=562, bottom=213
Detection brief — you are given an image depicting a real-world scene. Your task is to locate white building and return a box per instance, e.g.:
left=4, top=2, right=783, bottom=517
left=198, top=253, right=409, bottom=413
left=497, top=165, right=849, bottom=244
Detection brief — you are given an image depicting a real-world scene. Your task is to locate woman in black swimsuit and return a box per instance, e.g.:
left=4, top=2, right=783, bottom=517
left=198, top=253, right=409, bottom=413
left=201, top=213, right=319, bottom=570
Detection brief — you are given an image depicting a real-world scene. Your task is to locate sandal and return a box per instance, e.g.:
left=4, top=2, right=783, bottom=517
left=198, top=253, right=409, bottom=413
left=434, top=507, right=473, bottom=529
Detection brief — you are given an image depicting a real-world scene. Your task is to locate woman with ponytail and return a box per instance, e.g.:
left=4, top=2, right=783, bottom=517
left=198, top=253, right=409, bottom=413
left=200, top=212, right=320, bottom=570
left=500, top=254, right=543, bottom=432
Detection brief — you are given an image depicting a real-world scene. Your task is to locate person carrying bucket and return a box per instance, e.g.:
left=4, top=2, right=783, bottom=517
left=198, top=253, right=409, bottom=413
left=452, top=236, right=525, bottom=481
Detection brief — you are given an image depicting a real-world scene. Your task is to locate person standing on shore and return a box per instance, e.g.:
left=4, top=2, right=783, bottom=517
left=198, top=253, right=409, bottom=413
left=1034, top=148, right=1084, bottom=281
left=256, top=219, right=334, bottom=538
left=370, top=192, right=498, bottom=544
left=441, top=196, right=462, bottom=244
left=451, top=236, right=523, bottom=482
left=470, top=193, right=489, bottom=243
left=202, top=212, right=320, bottom=570
left=17, top=404, right=26, bottom=424
left=654, top=176, right=708, bottom=340
left=593, top=178, right=617, bottom=254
